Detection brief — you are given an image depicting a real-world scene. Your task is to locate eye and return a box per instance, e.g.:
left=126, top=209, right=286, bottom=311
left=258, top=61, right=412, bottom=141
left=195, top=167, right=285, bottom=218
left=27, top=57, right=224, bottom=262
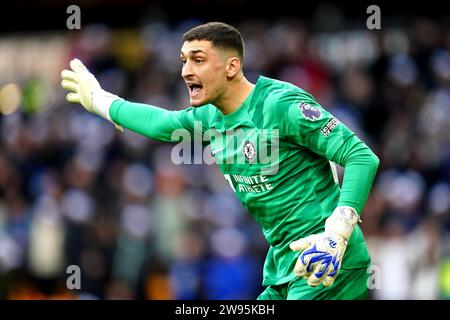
left=194, top=59, right=203, bottom=64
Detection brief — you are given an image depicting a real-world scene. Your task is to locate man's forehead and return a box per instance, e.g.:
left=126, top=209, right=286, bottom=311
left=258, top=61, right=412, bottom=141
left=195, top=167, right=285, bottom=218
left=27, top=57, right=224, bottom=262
left=180, top=40, right=214, bottom=55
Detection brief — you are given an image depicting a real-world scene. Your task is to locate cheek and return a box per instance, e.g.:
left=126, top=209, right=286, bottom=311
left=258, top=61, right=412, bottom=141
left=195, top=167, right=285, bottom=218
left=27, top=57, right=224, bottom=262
left=203, top=66, right=227, bottom=95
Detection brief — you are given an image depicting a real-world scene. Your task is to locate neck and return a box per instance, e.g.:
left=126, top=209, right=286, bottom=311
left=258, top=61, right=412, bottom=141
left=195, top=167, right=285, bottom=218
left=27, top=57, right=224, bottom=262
left=214, top=74, right=255, bottom=115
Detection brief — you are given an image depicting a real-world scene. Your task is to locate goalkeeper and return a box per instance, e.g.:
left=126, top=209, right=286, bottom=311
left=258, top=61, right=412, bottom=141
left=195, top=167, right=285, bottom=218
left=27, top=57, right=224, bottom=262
left=61, top=22, right=379, bottom=300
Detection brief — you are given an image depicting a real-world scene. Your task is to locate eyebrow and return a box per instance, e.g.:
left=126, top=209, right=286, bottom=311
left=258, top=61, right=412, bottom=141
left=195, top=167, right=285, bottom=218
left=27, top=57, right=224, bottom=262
left=180, top=49, right=206, bottom=57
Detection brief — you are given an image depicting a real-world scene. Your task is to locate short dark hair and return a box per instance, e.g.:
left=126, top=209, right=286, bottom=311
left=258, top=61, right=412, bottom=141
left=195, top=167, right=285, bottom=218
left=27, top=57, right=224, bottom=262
left=183, top=22, right=244, bottom=60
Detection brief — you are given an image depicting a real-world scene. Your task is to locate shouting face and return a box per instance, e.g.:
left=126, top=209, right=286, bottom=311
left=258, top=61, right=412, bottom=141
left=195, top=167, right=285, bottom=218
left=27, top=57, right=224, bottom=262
left=180, top=40, right=231, bottom=107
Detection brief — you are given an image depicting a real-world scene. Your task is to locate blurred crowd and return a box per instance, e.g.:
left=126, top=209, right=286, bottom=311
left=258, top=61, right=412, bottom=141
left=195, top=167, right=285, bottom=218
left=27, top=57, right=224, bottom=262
left=0, top=12, right=450, bottom=300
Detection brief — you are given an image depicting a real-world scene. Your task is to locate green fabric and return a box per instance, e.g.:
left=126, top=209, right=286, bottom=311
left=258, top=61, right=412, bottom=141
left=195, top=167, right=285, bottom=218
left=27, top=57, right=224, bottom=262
left=109, top=76, right=379, bottom=287
left=109, top=100, right=187, bottom=142
left=257, top=267, right=370, bottom=300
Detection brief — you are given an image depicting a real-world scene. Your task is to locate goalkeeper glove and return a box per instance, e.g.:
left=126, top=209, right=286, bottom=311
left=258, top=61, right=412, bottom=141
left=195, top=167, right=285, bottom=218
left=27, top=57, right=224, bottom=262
left=60, top=58, right=123, bottom=131
left=289, top=206, right=361, bottom=287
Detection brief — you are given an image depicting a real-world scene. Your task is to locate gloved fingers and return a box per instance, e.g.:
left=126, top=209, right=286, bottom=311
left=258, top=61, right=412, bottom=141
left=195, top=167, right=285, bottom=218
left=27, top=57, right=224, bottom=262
left=292, top=235, right=319, bottom=277
left=306, top=266, right=323, bottom=287
left=61, top=69, right=78, bottom=83
left=293, top=245, right=315, bottom=277
left=322, top=261, right=341, bottom=287
left=61, top=79, right=79, bottom=93
left=312, top=258, right=333, bottom=280
left=70, top=58, right=88, bottom=73
left=290, top=235, right=315, bottom=252
left=307, top=276, right=321, bottom=287
left=66, top=92, right=80, bottom=103
left=322, top=274, right=337, bottom=287
left=293, top=256, right=308, bottom=278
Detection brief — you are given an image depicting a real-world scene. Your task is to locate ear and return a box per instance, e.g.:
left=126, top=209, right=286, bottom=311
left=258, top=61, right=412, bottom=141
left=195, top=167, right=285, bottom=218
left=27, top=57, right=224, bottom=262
left=226, top=57, right=241, bottom=78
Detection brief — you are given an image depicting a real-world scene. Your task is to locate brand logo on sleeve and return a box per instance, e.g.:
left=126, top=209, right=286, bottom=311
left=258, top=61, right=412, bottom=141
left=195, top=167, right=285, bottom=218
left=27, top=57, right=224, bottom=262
left=298, top=102, right=322, bottom=121
left=321, top=118, right=339, bottom=136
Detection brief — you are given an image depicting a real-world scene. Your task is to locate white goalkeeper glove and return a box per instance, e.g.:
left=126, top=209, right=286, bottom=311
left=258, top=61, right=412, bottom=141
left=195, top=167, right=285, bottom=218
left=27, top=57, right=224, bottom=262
left=290, top=206, right=361, bottom=287
left=60, top=58, right=123, bottom=131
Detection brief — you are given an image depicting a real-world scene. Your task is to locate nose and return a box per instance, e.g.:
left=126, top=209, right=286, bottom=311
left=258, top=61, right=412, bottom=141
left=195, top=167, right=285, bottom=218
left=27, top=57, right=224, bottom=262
left=181, top=61, right=193, bottom=79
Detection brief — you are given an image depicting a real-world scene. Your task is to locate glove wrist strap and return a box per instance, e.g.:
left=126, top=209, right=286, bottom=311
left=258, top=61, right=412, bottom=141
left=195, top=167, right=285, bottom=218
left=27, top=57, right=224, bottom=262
left=92, top=90, right=124, bottom=131
left=325, top=206, right=360, bottom=241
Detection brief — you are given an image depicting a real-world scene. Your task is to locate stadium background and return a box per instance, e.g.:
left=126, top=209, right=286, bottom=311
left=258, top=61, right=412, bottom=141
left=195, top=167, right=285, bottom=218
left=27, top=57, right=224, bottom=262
left=0, top=0, right=449, bottom=300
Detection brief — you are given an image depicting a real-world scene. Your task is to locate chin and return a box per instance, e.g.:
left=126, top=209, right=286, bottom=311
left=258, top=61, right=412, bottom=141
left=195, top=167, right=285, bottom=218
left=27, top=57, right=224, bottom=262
left=190, top=99, right=209, bottom=107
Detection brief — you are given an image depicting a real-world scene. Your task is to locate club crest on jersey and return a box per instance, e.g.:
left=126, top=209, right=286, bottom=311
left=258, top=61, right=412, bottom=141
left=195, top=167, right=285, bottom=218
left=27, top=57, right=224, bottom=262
left=298, top=101, right=321, bottom=121
left=243, top=141, right=256, bottom=162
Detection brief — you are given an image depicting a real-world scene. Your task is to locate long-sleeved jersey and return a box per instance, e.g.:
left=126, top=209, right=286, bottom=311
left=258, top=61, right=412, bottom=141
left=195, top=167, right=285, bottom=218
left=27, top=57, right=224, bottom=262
left=109, top=76, right=379, bottom=286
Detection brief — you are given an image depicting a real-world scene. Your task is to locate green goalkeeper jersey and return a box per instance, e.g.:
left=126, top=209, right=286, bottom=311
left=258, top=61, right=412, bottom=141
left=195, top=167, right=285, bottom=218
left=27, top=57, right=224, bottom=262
left=109, top=76, right=379, bottom=286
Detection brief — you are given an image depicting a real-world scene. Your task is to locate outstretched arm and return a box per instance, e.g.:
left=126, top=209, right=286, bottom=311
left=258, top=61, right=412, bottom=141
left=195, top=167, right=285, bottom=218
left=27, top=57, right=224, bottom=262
left=109, top=100, right=195, bottom=142
left=61, top=58, right=202, bottom=142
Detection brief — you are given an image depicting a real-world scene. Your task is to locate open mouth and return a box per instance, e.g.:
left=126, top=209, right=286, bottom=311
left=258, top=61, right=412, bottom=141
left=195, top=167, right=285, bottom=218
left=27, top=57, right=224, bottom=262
left=187, top=83, right=203, bottom=98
